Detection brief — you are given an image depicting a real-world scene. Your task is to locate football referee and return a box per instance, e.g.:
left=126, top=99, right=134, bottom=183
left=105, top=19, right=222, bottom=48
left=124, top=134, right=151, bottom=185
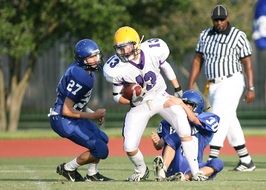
left=188, top=4, right=256, bottom=171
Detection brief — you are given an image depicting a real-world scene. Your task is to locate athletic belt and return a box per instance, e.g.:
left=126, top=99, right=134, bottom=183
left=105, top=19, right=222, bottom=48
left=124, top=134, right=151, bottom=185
left=208, top=71, right=242, bottom=84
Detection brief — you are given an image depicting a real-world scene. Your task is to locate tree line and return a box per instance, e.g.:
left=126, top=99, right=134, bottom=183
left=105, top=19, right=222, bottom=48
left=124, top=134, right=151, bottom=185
left=0, top=0, right=255, bottom=131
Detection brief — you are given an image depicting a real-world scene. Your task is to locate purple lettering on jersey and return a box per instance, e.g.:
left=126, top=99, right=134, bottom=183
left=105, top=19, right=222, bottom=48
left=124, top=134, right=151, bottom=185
left=135, top=71, right=157, bottom=91
left=144, top=71, right=156, bottom=91
left=107, top=57, right=119, bottom=68
left=147, top=38, right=161, bottom=48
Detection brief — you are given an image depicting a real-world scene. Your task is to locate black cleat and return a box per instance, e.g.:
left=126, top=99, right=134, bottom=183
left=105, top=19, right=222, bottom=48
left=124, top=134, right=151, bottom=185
left=233, top=160, right=256, bottom=172
left=84, top=172, right=113, bottom=181
left=56, top=163, right=84, bottom=182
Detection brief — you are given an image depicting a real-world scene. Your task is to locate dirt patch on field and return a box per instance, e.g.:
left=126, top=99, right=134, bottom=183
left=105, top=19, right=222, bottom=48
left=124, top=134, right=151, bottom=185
left=0, top=136, right=265, bottom=158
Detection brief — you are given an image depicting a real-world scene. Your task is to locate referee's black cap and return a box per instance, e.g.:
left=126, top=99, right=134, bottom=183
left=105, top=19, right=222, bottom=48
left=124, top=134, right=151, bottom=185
left=211, top=5, right=228, bottom=19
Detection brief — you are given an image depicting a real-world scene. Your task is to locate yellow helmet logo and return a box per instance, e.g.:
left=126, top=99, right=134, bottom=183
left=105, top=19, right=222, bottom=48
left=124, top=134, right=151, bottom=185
left=114, top=26, right=140, bottom=47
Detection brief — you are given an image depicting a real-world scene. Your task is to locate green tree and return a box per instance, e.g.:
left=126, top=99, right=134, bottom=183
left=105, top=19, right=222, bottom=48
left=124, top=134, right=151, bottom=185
left=127, top=0, right=255, bottom=63
left=0, top=0, right=132, bottom=132
left=0, top=0, right=256, bottom=132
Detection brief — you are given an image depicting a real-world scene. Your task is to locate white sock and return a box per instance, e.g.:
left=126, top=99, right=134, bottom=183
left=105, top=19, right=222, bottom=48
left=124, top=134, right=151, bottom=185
left=64, top=158, right=80, bottom=171
left=128, top=149, right=146, bottom=174
left=87, top=163, right=98, bottom=176
left=181, top=140, right=199, bottom=176
left=240, top=155, right=252, bottom=164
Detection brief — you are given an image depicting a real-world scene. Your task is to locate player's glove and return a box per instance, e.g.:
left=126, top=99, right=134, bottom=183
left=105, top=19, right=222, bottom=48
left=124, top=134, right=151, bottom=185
left=130, top=89, right=145, bottom=107
left=192, top=172, right=208, bottom=181
left=166, top=172, right=186, bottom=181
left=174, top=86, right=183, bottom=98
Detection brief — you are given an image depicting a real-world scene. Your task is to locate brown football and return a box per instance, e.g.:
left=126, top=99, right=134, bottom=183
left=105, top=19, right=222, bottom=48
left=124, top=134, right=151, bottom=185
left=122, top=84, right=142, bottom=100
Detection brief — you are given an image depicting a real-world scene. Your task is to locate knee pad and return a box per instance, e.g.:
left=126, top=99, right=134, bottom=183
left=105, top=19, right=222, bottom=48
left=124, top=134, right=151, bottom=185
left=90, top=139, right=109, bottom=159
left=207, top=158, right=224, bottom=172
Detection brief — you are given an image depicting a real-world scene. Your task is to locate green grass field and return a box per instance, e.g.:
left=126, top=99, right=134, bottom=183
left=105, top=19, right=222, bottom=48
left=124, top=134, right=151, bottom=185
left=0, top=128, right=265, bottom=190
left=0, top=156, right=266, bottom=190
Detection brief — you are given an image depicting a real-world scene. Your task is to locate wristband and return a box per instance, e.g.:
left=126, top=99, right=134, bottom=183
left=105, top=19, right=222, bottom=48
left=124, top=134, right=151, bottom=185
left=248, top=87, right=255, bottom=91
left=174, top=86, right=182, bottom=92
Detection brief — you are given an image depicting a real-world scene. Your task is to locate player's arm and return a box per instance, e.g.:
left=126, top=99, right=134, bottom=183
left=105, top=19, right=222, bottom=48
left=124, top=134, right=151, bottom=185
left=172, top=97, right=201, bottom=125
left=151, top=131, right=164, bottom=150
left=62, top=97, right=105, bottom=120
left=149, top=39, right=182, bottom=93
left=182, top=103, right=201, bottom=125
left=241, top=56, right=255, bottom=103
left=160, top=61, right=182, bottom=96
left=188, top=52, right=203, bottom=89
left=112, top=83, right=131, bottom=105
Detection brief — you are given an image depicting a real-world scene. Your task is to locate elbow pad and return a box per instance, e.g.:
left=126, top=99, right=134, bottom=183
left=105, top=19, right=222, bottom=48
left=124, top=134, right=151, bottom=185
left=113, top=93, right=122, bottom=103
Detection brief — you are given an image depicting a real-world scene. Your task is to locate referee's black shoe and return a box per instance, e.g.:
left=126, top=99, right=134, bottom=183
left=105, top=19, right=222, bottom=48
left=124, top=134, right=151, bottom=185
left=233, top=160, right=256, bottom=172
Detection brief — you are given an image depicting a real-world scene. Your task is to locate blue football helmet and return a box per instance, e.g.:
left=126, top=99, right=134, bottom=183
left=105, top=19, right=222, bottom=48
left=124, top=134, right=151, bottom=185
left=74, top=39, right=102, bottom=71
left=182, top=90, right=205, bottom=115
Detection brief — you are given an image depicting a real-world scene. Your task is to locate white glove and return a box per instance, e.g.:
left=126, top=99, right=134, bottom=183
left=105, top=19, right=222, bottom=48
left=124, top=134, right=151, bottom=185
left=174, top=87, right=183, bottom=98
left=192, top=172, right=208, bottom=181
left=130, top=89, right=145, bottom=107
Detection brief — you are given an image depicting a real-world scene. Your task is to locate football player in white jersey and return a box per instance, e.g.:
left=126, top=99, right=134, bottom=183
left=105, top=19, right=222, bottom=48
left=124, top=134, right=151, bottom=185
left=103, top=26, right=202, bottom=181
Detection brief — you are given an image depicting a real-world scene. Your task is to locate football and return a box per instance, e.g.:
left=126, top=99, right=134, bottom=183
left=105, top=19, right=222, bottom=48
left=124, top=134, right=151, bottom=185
left=121, top=83, right=142, bottom=100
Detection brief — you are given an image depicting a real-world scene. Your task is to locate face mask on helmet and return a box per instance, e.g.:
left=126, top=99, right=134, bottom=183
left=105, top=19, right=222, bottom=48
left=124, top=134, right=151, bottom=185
left=113, top=26, right=141, bottom=62
left=74, top=39, right=102, bottom=71
left=83, top=52, right=103, bottom=71
left=114, top=41, right=138, bottom=62
left=182, top=90, right=205, bottom=115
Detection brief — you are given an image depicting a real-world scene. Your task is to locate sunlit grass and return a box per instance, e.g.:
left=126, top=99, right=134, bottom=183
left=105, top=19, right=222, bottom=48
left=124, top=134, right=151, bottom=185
left=0, top=156, right=265, bottom=190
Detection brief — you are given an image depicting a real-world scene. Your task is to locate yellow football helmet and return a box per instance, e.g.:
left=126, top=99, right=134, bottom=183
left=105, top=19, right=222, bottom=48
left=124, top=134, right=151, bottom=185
left=113, top=26, right=141, bottom=62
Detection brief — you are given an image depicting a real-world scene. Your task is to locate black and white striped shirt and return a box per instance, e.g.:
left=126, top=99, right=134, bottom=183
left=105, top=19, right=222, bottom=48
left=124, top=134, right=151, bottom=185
left=195, top=25, right=252, bottom=79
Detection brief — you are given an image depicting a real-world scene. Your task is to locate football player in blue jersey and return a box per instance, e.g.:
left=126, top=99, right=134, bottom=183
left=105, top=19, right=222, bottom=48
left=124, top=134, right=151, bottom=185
left=152, top=90, right=224, bottom=181
left=48, top=39, right=112, bottom=182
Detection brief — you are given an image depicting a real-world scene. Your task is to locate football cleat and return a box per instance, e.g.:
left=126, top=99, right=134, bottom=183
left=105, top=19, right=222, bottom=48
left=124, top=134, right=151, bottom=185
left=233, top=160, right=256, bottom=172
left=84, top=172, right=113, bottom=181
left=127, top=167, right=149, bottom=182
left=153, top=156, right=166, bottom=181
left=56, top=163, right=84, bottom=182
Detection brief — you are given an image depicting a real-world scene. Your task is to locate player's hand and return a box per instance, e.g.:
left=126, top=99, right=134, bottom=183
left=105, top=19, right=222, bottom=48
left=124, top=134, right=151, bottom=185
left=151, top=131, right=160, bottom=145
left=97, top=117, right=105, bottom=128
left=244, top=90, right=255, bottom=104
left=130, top=89, right=145, bottom=107
left=93, top=108, right=106, bottom=120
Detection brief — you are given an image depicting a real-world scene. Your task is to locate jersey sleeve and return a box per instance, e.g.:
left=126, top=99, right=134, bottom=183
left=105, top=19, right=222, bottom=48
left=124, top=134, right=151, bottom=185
left=142, top=38, right=170, bottom=64
left=195, top=29, right=210, bottom=53
left=196, top=112, right=220, bottom=133
left=238, top=31, right=252, bottom=58
left=103, top=55, right=126, bottom=84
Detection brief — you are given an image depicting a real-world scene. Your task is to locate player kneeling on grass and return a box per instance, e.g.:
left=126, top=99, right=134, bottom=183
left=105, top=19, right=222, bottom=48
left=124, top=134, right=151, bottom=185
left=152, top=90, right=224, bottom=181
left=48, top=39, right=112, bottom=182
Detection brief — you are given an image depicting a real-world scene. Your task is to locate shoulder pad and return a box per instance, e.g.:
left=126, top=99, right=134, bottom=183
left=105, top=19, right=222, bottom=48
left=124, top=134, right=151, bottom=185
left=141, top=38, right=170, bottom=62
left=197, top=112, right=220, bottom=133
left=103, top=55, right=126, bottom=83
